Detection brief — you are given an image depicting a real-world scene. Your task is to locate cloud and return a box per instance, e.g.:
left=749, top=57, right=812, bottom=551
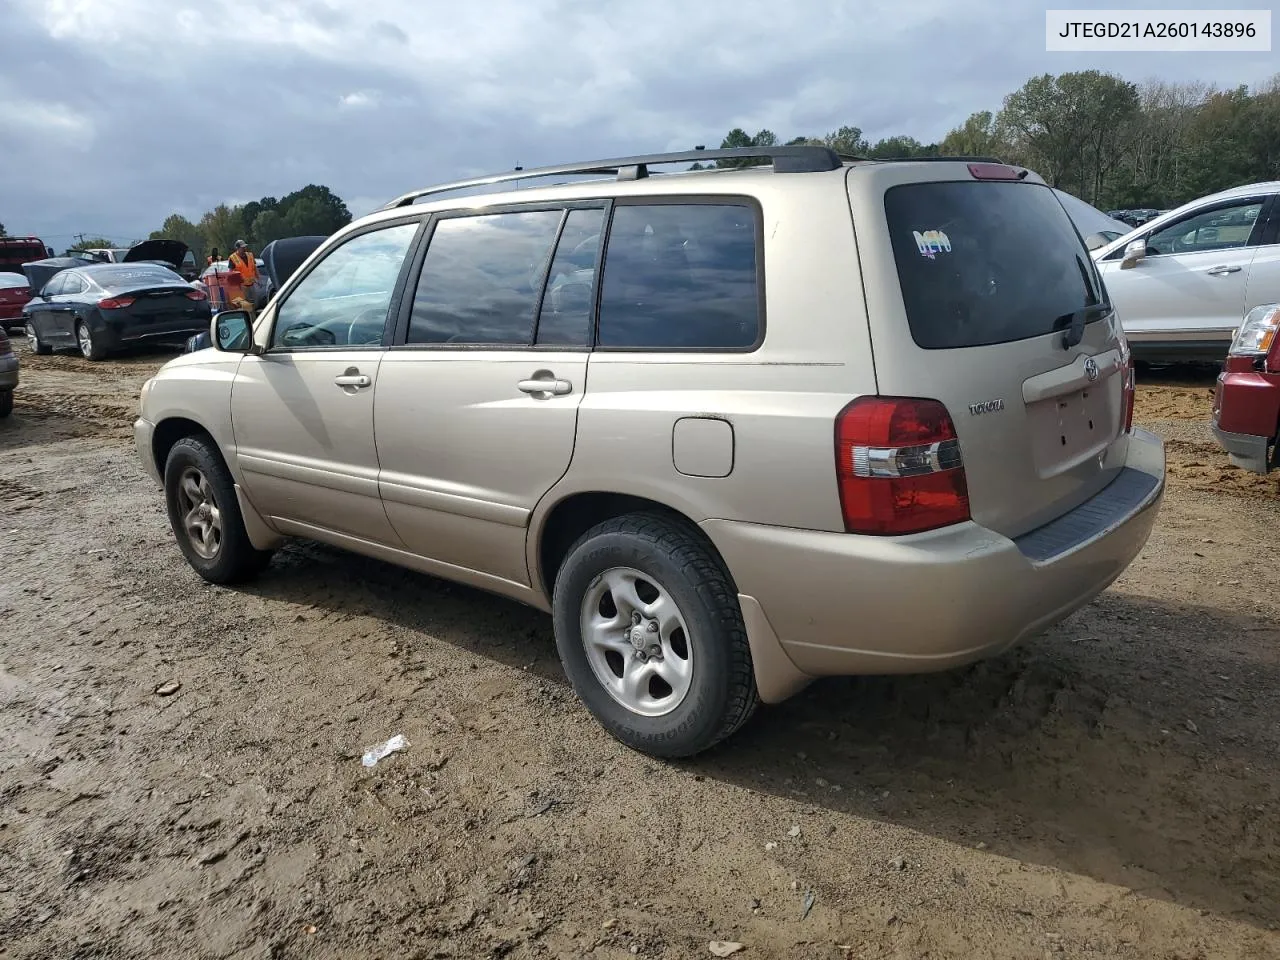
left=339, top=91, right=379, bottom=110
left=2, top=0, right=1276, bottom=246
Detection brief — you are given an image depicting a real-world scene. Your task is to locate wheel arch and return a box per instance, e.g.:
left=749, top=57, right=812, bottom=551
left=151, top=416, right=218, bottom=478
left=530, top=489, right=718, bottom=603
left=528, top=485, right=815, bottom=706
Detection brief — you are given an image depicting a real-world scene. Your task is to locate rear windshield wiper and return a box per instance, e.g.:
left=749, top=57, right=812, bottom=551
left=1053, top=303, right=1110, bottom=349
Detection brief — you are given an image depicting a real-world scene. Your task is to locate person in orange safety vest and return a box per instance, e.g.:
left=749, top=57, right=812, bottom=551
left=226, top=240, right=259, bottom=319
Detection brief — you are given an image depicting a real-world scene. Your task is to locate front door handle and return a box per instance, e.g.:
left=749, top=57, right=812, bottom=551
left=517, top=372, right=573, bottom=398
left=334, top=370, right=371, bottom=389
left=1206, top=265, right=1243, bottom=276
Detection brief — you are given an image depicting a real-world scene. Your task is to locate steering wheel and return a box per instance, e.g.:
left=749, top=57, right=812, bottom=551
left=345, top=307, right=388, bottom=346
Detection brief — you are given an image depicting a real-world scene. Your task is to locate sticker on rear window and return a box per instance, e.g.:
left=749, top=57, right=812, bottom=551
left=913, top=229, right=951, bottom=259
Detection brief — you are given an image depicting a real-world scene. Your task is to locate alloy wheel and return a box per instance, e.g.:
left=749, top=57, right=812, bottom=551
left=176, top=466, right=223, bottom=560
left=579, top=566, right=694, bottom=718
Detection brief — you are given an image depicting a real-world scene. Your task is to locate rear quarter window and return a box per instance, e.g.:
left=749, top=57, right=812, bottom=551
left=598, top=202, right=761, bottom=350
left=884, top=181, right=1106, bottom=350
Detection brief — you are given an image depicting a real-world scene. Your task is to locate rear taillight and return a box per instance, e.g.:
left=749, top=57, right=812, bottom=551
left=834, top=397, right=971, bottom=536
left=98, top=296, right=135, bottom=309
left=186, top=289, right=207, bottom=301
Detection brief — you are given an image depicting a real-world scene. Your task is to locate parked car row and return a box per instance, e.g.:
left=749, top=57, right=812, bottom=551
left=1106, top=208, right=1169, bottom=228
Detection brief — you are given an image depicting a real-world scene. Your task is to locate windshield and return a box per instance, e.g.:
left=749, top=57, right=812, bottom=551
left=884, top=181, right=1109, bottom=350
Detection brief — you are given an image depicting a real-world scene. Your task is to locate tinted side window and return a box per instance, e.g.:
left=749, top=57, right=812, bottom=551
left=598, top=204, right=760, bottom=349
left=407, top=210, right=563, bottom=345
left=1146, top=200, right=1264, bottom=256
left=271, top=222, right=419, bottom=349
left=42, top=274, right=68, bottom=297
left=537, top=208, right=604, bottom=346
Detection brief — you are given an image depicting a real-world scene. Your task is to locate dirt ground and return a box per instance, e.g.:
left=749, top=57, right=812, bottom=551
left=1, top=344, right=1278, bottom=960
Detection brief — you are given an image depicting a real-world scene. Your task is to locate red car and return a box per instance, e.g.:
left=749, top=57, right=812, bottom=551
left=1211, top=303, right=1280, bottom=474
left=0, top=236, right=50, bottom=275
left=0, top=271, right=33, bottom=328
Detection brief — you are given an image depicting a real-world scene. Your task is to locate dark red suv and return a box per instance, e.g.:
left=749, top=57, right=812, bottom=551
left=1212, top=303, right=1280, bottom=474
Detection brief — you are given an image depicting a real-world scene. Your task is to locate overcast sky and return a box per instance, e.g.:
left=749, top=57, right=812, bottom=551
left=2, top=0, right=1274, bottom=247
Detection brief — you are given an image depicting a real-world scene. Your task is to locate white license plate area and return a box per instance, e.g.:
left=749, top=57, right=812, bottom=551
left=1028, top=385, right=1113, bottom=477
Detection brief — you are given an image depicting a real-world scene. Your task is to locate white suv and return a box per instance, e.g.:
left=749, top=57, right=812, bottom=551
left=135, top=147, right=1166, bottom=757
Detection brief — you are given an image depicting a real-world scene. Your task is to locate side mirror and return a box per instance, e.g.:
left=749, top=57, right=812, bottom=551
left=212, top=309, right=253, bottom=352
left=1120, top=238, right=1148, bottom=269
left=1084, top=232, right=1108, bottom=252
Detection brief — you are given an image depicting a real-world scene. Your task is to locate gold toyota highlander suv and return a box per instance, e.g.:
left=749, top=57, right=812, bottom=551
left=135, top=146, right=1166, bottom=757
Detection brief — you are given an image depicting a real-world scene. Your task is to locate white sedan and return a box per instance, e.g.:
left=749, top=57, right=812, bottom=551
left=1093, top=181, right=1280, bottom=362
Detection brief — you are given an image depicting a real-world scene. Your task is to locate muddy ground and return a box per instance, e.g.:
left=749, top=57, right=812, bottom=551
left=1, top=344, right=1278, bottom=960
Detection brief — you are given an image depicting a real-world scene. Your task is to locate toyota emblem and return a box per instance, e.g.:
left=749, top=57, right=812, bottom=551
left=1084, top=357, right=1099, bottom=381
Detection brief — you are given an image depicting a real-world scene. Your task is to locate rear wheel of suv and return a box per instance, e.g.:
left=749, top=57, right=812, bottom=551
left=552, top=513, right=759, bottom=758
left=25, top=322, right=51, bottom=356
left=163, top=435, right=273, bottom=584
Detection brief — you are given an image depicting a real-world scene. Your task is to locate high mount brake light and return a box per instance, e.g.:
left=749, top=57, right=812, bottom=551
left=967, top=162, right=1022, bottom=181
left=834, top=397, right=971, bottom=536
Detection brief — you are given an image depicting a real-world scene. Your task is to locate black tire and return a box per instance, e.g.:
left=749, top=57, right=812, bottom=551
left=76, top=320, right=107, bottom=361
left=552, top=513, right=759, bottom=758
left=0, top=391, right=11, bottom=418
left=25, top=322, right=52, bottom=356
left=163, top=435, right=273, bottom=584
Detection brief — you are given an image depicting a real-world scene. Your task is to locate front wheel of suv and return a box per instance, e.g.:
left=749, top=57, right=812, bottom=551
left=552, top=513, right=759, bottom=758
left=163, top=435, right=273, bottom=584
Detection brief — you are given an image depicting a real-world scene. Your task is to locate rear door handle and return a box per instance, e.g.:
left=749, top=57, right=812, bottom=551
left=1206, top=265, right=1243, bottom=276
left=517, top=374, right=573, bottom=397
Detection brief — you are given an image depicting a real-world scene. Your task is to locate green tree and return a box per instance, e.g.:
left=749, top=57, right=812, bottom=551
left=940, top=111, right=1007, bottom=158
left=251, top=209, right=289, bottom=245
left=198, top=204, right=245, bottom=259
left=241, top=197, right=278, bottom=240
left=998, top=70, right=1138, bottom=200
left=283, top=198, right=334, bottom=236
left=0, top=222, right=6, bottom=237
left=277, top=184, right=350, bottom=234
left=150, top=214, right=206, bottom=260
left=867, top=135, right=929, bottom=159
left=823, top=125, right=870, bottom=157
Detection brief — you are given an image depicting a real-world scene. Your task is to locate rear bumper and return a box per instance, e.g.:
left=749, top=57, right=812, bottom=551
left=96, top=310, right=213, bottom=349
left=0, top=353, right=18, bottom=390
left=703, top=428, right=1165, bottom=697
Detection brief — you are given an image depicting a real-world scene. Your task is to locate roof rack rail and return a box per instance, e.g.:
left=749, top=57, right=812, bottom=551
left=381, top=145, right=846, bottom=209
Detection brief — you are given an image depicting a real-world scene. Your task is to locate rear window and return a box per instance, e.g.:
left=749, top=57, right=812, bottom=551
left=92, top=265, right=183, bottom=285
left=0, top=273, right=29, bottom=289
left=884, top=182, right=1107, bottom=350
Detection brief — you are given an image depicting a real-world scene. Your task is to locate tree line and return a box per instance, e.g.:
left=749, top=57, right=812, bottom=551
left=148, top=184, right=352, bottom=261
left=705, top=70, right=1280, bottom=210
